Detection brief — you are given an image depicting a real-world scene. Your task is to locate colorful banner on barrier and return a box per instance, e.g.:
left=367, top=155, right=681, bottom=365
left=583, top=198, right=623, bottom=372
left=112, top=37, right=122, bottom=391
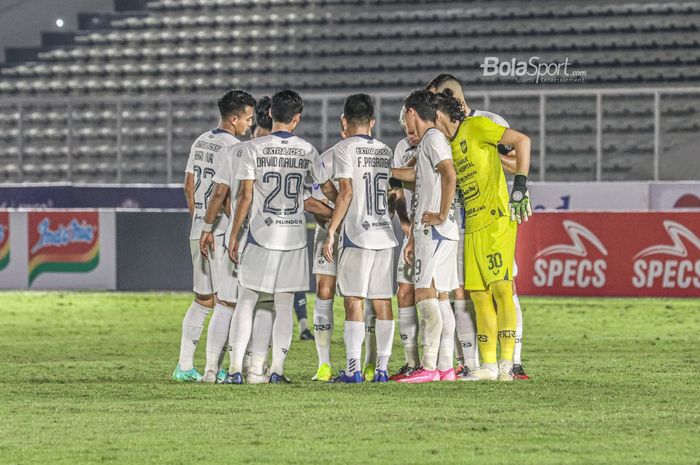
left=516, top=212, right=700, bottom=297
left=0, top=211, right=9, bottom=271
left=0, top=210, right=116, bottom=290
left=27, top=211, right=100, bottom=285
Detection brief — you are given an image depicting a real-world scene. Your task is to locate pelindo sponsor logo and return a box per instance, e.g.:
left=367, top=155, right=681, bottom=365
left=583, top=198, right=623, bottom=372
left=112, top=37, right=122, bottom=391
left=532, top=220, right=607, bottom=288
left=28, top=212, right=100, bottom=285
left=632, top=221, right=700, bottom=289
left=0, top=211, right=9, bottom=271
left=480, top=56, right=586, bottom=84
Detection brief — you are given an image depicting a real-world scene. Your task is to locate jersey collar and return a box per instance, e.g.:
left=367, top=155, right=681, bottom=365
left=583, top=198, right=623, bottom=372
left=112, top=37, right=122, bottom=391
left=212, top=128, right=234, bottom=136
left=352, top=134, right=373, bottom=140
left=450, top=119, right=467, bottom=142
left=271, top=130, right=294, bottom=139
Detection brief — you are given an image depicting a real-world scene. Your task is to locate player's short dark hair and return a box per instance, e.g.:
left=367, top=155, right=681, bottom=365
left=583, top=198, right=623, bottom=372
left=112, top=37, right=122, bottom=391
left=218, top=89, right=256, bottom=119
left=435, top=89, right=466, bottom=122
left=403, top=89, right=438, bottom=123
left=425, top=73, right=462, bottom=91
left=271, top=89, right=303, bottom=124
left=254, top=96, right=272, bottom=131
left=343, top=93, right=375, bottom=124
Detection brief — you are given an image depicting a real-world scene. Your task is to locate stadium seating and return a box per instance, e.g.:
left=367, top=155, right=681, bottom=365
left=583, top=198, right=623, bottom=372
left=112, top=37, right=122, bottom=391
left=0, top=0, right=699, bottom=182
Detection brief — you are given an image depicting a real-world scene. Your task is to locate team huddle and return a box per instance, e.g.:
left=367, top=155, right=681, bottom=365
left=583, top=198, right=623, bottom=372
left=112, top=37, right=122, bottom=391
left=172, top=73, right=533, bottom=384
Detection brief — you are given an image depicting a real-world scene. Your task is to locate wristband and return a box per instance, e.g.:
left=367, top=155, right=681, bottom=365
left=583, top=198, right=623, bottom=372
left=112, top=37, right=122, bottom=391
left=202, top=222, right=213, bottom=233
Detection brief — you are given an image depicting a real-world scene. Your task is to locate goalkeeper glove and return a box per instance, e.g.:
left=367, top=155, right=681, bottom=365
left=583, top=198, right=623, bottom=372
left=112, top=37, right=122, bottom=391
left=510, top=174, right=532, bottom=224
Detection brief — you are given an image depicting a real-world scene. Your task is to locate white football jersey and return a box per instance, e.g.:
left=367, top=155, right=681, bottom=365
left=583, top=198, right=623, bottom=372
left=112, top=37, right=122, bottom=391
left=333, top=134, right=398, bottom=250
left=212, top=139, right=251, bottom=245
left=470, top=109, right=510, bottom=128
left=311, top=147, right=338, bottom=207
left=413, top=128, right=459, bottom=241
left=236, top=131, right=329, bottom=250
left=185, top=128, right=241, bottom=240
left=393, top=137, right=418, bottom=217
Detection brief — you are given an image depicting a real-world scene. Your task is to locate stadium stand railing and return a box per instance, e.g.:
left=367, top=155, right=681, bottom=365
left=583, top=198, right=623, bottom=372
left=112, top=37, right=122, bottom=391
left=0, top=87, right=698, bottom=184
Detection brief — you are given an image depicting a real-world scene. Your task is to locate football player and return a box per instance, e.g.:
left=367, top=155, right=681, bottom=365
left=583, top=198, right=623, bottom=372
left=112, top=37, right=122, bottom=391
left=224, top=89, right=335, bottom=384
left=172, top=89, right=256, bottom=382
left=323, top=94, right=398, bottom=383
left=427, top=73, right=530, bottom=379
left=433, top=90, right=532, bottom=381
left=392, top=90, right=459, bottom=383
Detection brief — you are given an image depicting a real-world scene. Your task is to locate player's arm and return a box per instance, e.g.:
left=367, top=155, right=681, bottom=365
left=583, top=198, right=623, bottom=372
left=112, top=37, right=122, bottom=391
left=499, top=128, right=532, bottom=223
left=389, top=187, right=411, bottom=236
left=391, top=166, right=416, bottom=183
left=304, top=196, right=333, bottom=222
left=199, top=182, right=230, bottom=257
left=228, top=180, right=253, bottom=264
left=320, top=180, right=338, bottom=204
left=323, top=177, right=352, bottom=262
left=183, top=173, right=195, bottom=217
left=421, top=159, right=456, bottom=226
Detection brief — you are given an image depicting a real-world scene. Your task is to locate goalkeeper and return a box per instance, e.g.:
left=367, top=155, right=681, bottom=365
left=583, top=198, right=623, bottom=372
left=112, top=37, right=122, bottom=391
left=434, top=91, right=532, bottom=381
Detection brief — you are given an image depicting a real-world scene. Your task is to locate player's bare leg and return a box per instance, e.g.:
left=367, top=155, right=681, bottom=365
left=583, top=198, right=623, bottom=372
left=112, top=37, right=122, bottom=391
left=312, top=273, right=335, bottom=381
left=173, top=292, right=214, bottom=382
left=437, top=292, right=456, bottom=381
left=371, top=299, right=394, bottom=382
left=201, top=297, right=235, bottom=383
left=398, top=285, right=443, bottom=383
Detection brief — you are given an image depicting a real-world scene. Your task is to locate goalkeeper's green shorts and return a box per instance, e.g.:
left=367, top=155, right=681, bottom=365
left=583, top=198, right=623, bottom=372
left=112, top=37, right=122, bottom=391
left=463, top=216, right=517, bottom=291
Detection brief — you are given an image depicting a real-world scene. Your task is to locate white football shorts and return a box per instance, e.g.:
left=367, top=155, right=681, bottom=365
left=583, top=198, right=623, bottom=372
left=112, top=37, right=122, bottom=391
left=336, top=246, right=394, bottom=299
left=414, top=234, right=459, bottom=293
left=239, top=242, right=309, bottom=294
left=312, top=225, right=337, bottom=277
left=396, top=237, right=414, bottom=285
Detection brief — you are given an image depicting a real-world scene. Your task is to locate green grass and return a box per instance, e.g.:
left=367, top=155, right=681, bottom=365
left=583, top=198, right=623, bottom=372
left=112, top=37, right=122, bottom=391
left=0, top=292, right=698, bottom=465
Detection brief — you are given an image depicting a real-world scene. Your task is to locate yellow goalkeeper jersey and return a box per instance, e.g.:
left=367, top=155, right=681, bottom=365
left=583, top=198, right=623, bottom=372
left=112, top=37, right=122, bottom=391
left=450, top=115, right=509, bottom=233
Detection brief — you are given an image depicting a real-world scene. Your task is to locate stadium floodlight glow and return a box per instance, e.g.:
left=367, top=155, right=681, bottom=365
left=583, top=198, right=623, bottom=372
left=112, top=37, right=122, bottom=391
left=56, top=18, right=64, bottom=28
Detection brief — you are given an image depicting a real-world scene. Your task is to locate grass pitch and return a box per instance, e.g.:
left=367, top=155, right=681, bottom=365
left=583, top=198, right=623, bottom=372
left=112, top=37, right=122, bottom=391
left=0, top=292, right=698, bottom=465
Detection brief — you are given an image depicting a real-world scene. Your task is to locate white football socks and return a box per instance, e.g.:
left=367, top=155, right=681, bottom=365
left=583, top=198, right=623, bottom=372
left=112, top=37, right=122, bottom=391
left=417, top=298, right=442, bottom=371
left=363, top=301, right=377, bottom=368
left=513, top=294, right=523, bottom=365
left=270, top=292, right=294, bottom=376
left=437, top=299, right=456, bottom=371
left=228, top=286, right=259, bottom=374
left=344, top=320, right=365, bottom=374
left=313, top=298, right=334, bottom=366
left=375, top=319, right=394, bottom=372
left=454, top=299, right=480, bottom=371
left=398, top=306, right=419, bottom=368
left=178, top=301, right=211, bottom=371
left=249, top=308, right=274, bottom=375
left=204, top=302, right=233, bottom=374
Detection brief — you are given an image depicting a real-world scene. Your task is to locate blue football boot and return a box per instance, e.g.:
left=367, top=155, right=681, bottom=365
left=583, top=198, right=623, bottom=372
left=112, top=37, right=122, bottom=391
left=331, top=370, right=364, bottom=384
left=269, top=373, right=292, bottom=384
left=220, top=372, right=244, bottom=385
left=372, top=370, right=389, bottom=383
